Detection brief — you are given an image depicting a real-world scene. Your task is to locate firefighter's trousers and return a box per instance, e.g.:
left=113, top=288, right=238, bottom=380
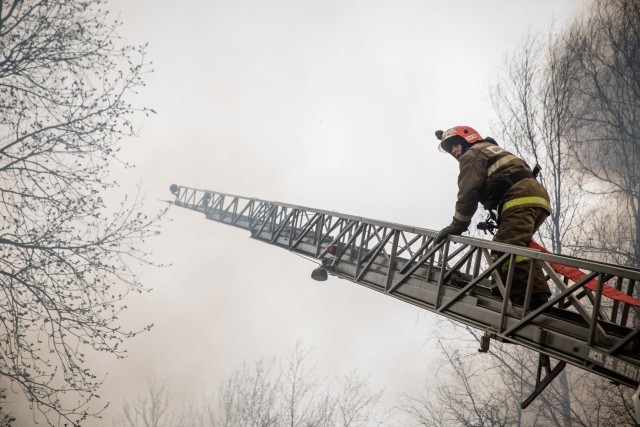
left=493, top=206, right=551, bottom=305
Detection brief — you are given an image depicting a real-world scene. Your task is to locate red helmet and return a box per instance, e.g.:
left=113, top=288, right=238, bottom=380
left=437, top=126, right=483, bottom=153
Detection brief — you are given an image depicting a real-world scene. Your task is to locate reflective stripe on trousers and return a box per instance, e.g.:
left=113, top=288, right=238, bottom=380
left=502, top=196, right=551, bottom=213
left=492, top=253, right=531, bottom=272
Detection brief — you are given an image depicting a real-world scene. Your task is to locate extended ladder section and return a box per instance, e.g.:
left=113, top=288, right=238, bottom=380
left=170, top=184, right=640, bottom=413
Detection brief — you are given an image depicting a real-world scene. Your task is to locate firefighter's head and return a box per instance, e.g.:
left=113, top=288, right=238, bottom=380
left=436, top=126, right=483, bottom=160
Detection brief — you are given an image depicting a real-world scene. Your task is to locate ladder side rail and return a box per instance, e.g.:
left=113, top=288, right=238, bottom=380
left=173, top=186, right=440, bottom=238
left=184, top=189, right=640, bottom=329
left=173, top=186, right=640, bottom=331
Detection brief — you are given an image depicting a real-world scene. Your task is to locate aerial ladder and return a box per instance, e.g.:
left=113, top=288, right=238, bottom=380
left=169, top=184, right=640, bottom=422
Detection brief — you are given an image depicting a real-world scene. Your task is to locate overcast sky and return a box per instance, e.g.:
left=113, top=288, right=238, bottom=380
left=13, top=0, right=588, bottom=425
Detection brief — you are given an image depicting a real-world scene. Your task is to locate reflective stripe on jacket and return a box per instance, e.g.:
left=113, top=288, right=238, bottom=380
left=453, top=142, right=551, bottom=225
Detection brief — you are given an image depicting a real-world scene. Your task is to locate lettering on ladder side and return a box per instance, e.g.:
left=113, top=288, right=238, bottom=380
left=604, top=355, right=614, bottom=371
left=588, top=349, right=640, bottom=382
left=588, top=349, right=604, bottom=363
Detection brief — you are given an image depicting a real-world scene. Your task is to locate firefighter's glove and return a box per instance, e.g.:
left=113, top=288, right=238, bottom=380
left=435, top=220, right=468, bottom=245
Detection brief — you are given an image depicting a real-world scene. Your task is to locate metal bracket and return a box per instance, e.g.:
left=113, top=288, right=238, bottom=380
left=321, top=256, right=337, bottom=271
left=478, top=328, right=497, bottom=353
left=521, top=354, right=566, bottom=409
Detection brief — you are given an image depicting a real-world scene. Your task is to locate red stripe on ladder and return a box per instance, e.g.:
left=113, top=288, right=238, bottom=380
left=528, top=241, right=640, bottom=307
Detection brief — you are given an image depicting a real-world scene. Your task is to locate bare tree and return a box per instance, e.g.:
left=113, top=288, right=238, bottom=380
left=563, top=0, right=640, bottom=267
left=118, top=344, right=389, bottom=427
left=116, top=377, right=173, bottom=427
left=279, top=342, right=334, bottom=427
left=335, top=370, right=385, bottom=427
left=400, top=326, right=518, bottom=426
left=400, top=322, right=526, bottom=427
left=217, top=359, right=280, bottom=427
left=114, top=378, right=214, bottom=427
left=490, top=29, right=583, bottom=255
left=216, top=342, right=387, bottom=427
left=559, top=370, right=638, bottom=427
left=0, top=0, right=162, bottom=424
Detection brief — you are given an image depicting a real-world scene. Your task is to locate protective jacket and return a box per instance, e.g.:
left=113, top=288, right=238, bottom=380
left=451, top=141, right=551, bottom=230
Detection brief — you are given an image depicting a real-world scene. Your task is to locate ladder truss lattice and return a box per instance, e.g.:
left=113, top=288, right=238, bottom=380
left=170, top=185, right=640, bottom=407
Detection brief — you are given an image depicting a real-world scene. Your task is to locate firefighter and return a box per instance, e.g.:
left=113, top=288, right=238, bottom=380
left=434, top=126, right=552, bottom=308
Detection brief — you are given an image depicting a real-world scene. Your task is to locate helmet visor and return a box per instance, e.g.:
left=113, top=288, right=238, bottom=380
left=438, top=135, right=465, bottom=154
left=438, top=140, right=452, bottom=153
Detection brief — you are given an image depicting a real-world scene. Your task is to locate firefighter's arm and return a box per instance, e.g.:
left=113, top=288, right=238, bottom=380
left=453, top=152, right=486, bottom=226
left=435, top=153, right=486, bottom=244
